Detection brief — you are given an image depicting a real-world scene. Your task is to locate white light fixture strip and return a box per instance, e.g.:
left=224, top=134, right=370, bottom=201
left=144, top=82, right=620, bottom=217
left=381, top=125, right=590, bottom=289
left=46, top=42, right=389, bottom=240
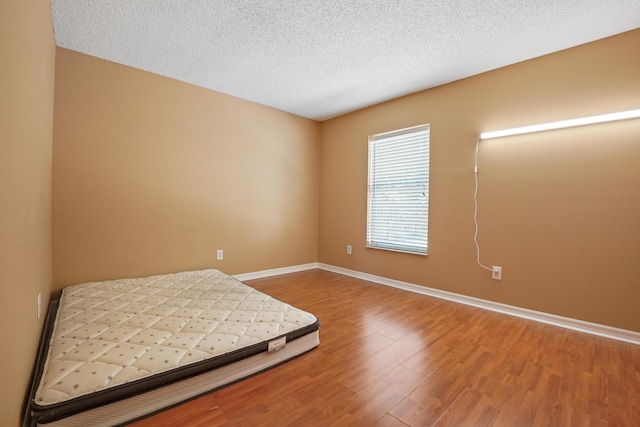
left=480, top=108, right=640, bottom=140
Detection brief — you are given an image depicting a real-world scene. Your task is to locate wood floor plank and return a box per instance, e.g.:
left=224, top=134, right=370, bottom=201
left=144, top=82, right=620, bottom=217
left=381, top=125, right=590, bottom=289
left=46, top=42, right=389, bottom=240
left=336, top=330, right=432, bottom=392
left=432, top=375, right=514, bottom=426
left=129, top=269, right=640, bottom=426
left=332, top=365, right=425, bottom=426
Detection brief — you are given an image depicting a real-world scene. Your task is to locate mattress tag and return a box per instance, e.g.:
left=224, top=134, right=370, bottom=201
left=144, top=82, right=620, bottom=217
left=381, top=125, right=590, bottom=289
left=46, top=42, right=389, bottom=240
left=268, top=336, right=286, bottom=353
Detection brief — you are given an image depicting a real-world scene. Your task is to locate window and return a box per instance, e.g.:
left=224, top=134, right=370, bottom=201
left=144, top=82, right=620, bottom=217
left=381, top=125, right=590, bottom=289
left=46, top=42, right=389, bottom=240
left=367, top=124, right=430, bottom=255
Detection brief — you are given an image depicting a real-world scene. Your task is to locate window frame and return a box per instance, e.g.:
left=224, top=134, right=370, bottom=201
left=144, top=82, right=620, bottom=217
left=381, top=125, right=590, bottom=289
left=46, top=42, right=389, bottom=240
left=366, top=124, right=430, bottom=256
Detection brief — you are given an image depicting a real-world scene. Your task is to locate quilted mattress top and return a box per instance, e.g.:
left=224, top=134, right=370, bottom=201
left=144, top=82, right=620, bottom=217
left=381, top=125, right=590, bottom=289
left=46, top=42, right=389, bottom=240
left=34, top=269, right=317, bottom=406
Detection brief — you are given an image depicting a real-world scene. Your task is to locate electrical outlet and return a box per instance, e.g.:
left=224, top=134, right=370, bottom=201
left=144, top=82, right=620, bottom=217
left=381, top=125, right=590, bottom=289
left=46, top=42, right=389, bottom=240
left=346, top=245, right=352, bottom=255
left=492, top=266, right=502, bottom=281
left=216, top=249, right=223, bottom=261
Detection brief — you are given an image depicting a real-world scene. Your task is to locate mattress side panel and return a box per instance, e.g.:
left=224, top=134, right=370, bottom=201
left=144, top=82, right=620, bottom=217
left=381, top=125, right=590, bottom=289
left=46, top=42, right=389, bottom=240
left=37, top=331, right=320, bottom=427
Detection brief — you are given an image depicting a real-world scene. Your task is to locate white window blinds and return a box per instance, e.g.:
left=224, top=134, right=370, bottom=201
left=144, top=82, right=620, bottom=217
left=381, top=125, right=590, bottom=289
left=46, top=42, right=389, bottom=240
left=367, top=124, right=430, bottom=255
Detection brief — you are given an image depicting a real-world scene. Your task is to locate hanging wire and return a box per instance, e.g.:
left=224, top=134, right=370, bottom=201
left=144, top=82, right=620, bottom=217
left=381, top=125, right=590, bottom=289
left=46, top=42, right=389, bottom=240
left=474, top=137, right=493, bottom=272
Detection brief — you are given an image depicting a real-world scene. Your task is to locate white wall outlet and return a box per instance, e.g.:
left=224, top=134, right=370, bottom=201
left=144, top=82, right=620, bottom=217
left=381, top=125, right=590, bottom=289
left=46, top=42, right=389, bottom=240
left=216, top=249, right=224, bottom=260
left=37, top=293, right=42, bottom=319
left=346, top=245, right=352, bottom=255
left=492, top=266, right=502, bottom=280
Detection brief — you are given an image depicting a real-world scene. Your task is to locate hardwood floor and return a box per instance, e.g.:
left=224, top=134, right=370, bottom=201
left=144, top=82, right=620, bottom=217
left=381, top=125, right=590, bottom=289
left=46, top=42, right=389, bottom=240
left=130, top=269, right=640, bottom=426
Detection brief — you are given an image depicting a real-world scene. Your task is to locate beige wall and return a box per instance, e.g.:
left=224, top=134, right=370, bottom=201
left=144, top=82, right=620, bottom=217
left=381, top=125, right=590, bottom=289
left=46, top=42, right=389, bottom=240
left=319, top=29, right=640, bottom=332
left=52, top=49, right=321, bottom=289
left=0, top=0, right=55, bottom=425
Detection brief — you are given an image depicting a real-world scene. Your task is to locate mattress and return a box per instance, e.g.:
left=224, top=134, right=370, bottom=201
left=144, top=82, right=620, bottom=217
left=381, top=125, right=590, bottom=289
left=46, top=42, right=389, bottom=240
left=25, top=269, right=319, bottom=426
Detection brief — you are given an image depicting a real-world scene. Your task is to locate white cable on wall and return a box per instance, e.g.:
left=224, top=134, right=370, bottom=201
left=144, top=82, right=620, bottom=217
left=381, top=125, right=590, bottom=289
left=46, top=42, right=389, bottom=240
left=474, top=137, right=493, bottom=272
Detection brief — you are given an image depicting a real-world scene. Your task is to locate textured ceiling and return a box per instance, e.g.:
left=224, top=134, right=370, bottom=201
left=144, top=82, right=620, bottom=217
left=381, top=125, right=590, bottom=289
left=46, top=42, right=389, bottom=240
left=51, top=1, right=640, bottom=121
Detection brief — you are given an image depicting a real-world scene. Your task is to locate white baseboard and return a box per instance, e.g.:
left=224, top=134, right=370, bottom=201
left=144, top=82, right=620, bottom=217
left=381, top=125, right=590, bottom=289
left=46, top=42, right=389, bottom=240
left=318, top=263, right=640, bottom=346
left=233, top=262, right=640, bottom=345
left=233, top=263, right=319, bottom=282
